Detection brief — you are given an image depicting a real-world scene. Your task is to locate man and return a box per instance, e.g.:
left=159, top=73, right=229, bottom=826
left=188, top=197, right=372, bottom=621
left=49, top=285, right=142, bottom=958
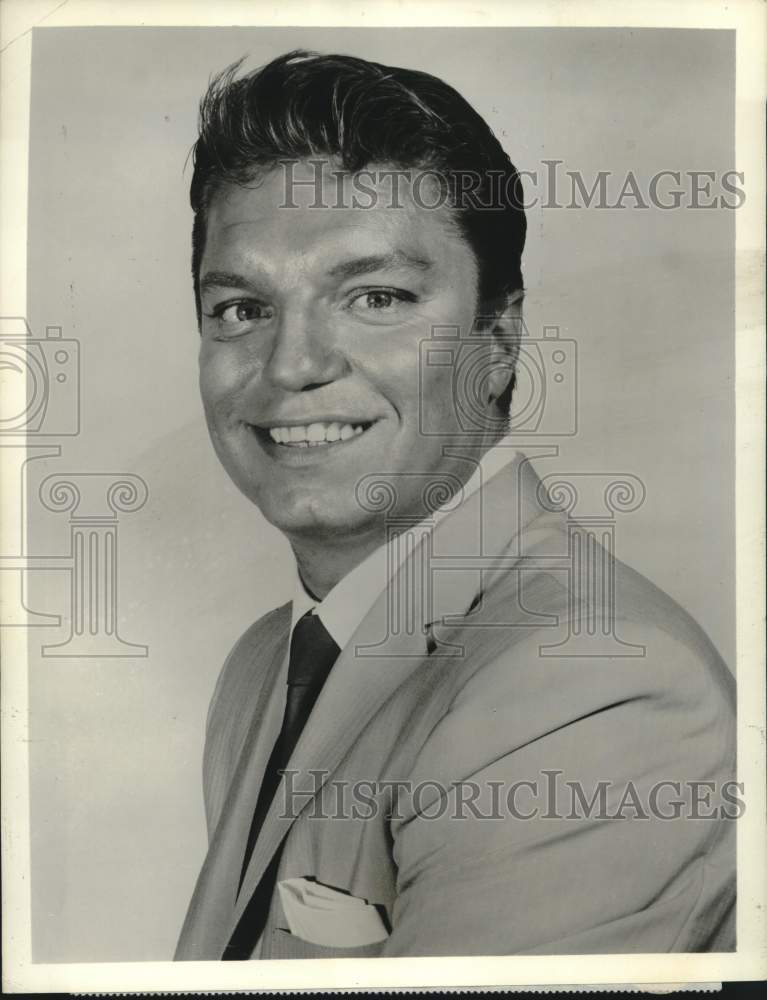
left=176, top=50, right=735, bottom=960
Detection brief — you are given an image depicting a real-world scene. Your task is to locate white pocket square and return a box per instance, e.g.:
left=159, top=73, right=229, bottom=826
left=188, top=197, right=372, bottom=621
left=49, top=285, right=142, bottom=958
left=277, top=877, right=389, bottom=947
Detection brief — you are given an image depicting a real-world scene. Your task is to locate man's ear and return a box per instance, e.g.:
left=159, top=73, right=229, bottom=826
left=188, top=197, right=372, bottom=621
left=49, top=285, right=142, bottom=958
left=485, top=290, right=524, bottom=406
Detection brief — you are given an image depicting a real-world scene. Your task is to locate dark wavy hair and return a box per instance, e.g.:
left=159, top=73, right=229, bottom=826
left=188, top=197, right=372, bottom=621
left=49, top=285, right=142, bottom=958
left=190, top=50, right=527, bottom=413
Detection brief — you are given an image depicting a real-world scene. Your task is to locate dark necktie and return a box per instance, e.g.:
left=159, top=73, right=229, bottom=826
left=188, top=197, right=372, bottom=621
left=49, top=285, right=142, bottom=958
left=222, top=610, right=341, bottom=960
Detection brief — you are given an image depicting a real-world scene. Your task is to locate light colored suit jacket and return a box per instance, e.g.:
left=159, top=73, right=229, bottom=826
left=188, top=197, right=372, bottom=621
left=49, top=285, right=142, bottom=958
left=176, top=454, right=735, bottom=959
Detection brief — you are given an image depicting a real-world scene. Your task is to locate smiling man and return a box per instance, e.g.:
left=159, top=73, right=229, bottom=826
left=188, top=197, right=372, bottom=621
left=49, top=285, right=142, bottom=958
left=196, top=161, right=512, bottom=595
left=176, top=51, right=735, bottom=960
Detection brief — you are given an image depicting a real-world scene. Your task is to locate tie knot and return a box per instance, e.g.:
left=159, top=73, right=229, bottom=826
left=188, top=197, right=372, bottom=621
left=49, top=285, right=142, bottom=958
left=287, top=610, right=341, bottom=688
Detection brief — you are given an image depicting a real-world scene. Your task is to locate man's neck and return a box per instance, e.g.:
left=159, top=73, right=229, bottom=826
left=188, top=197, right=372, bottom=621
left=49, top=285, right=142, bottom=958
left=287, top=434, right=509, bottom=600
left=290, top=523, right=390, bottom=601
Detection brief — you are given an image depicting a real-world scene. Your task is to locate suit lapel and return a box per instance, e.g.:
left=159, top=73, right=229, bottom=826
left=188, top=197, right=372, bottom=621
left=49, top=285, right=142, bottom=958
left=229, top=450, right=552, bottom=936
left=228, top=582, right=430, bottom=933
left=175, top=608, right=290, bottom=959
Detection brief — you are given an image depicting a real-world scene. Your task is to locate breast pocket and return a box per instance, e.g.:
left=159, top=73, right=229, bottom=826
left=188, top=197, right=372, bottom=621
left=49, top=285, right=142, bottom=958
left=267, top=928, right=386, bottom=960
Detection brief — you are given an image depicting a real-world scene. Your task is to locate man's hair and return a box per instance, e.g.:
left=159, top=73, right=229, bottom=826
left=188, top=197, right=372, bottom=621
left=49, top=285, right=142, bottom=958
left=190, top=49, right=526, bottom=414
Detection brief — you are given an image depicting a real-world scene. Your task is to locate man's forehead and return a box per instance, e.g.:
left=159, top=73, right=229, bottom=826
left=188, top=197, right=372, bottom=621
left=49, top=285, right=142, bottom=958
left=207, top=160, right=455, bottom=229
left=211, top=158, right=445, bottom=206
left=203, top=164, right=468, bottom=274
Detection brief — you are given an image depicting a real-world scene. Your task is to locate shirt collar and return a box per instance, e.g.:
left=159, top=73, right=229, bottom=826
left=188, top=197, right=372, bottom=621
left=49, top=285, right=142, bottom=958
left=290, top=436, right=520, bottom=649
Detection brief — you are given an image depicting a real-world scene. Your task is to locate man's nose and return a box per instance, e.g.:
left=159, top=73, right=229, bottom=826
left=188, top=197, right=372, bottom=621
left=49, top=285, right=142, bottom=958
left=263, top=306, right=346, bottom=392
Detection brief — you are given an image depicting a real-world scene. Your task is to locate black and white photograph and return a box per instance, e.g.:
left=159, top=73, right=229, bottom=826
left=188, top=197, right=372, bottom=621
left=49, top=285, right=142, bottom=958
left=1, top=0, right=765, bottom=993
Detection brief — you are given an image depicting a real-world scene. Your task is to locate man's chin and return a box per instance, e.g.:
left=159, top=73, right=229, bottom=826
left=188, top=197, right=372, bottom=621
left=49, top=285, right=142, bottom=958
left=257, top=496, right=383, bottom=544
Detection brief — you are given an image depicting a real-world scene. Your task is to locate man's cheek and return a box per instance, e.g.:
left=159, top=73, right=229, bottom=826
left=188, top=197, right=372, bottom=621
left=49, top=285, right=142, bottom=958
left=421, top=367, right=459, bottom=434
left=199, top=355, right=222, bottom=402
left=200, top=357, right=239, bottom=413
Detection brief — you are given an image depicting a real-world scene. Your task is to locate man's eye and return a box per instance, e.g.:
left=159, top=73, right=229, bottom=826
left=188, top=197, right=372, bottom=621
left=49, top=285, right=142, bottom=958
left=217, top=301, right=272, bottom=324
left=347, top=288, right=415, bottom=319
left=202, top=300, right=274, bottom=332
left=363, top=291, right=394, bottom=310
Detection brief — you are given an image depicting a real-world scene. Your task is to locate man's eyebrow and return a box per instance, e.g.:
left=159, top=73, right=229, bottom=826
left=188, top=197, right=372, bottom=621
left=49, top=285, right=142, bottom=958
left=327, top=252, right=433, bottom=279
left=199, top=271, right=261, bottom=294
left=199, top=254, right=433, bottom=293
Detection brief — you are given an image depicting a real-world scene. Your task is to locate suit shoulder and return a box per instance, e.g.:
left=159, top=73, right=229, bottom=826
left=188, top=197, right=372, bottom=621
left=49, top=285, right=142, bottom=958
left=474, top=538, right=733, bottom=711
left=511, top=512, right=732, bottom=693
left=440, top=577, right=734, bottom=783
left=462, top=597, right=733, bottom=727
left=611, top=557, right=735, bottom=710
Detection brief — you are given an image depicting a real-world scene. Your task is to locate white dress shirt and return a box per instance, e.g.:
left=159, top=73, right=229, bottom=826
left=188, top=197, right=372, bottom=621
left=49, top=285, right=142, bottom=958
left=288, top=436, right=520, bottom=649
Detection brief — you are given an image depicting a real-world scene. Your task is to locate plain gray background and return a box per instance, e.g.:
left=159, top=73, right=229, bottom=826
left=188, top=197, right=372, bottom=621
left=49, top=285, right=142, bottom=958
left=25, top=26, right=734, bottom=961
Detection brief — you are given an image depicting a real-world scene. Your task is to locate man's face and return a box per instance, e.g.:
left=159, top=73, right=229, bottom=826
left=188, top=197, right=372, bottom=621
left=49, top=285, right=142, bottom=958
left=198, top=161, right=510, bottom=543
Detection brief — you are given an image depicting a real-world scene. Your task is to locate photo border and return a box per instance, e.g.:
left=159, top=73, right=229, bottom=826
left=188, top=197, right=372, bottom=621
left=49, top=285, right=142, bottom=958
left=1, top=0, right=764, bottom=992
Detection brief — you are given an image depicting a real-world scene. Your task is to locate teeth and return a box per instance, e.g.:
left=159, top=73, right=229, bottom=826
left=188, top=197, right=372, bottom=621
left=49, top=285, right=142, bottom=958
left=267, top=421, right=368, bottom=445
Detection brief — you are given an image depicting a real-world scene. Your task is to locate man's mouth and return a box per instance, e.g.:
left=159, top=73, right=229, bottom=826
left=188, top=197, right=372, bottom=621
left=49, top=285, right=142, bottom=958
left=251, top=420, right=376, bottom=449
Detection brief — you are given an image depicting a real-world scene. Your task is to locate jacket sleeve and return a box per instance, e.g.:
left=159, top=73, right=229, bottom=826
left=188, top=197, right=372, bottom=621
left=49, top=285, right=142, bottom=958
left=381, top=621, right=736, bottom=956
